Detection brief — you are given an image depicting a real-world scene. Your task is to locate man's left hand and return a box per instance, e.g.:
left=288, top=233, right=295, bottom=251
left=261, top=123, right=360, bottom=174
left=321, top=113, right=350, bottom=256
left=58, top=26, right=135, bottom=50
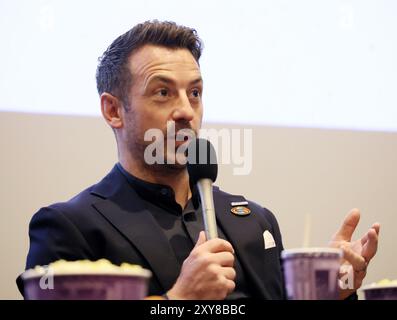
left=329, top=208, right=380, bottom=299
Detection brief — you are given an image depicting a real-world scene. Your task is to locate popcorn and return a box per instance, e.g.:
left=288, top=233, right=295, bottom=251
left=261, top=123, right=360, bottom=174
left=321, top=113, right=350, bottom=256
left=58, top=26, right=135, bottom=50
left=23, top=259, right=151, bottom=279
left=363, top=278, right=397, bottom=289
left=376, top=279, right=397, bottom=286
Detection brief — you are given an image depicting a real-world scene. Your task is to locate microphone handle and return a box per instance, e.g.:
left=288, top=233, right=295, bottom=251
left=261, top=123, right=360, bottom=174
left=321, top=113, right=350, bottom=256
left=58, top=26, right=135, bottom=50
left=197, top=178, right=218, bottom=240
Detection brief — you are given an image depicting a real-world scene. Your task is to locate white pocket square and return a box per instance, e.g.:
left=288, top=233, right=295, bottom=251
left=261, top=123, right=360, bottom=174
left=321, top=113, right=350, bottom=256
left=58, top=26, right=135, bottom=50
left=263, top=230, right=276, bottom=249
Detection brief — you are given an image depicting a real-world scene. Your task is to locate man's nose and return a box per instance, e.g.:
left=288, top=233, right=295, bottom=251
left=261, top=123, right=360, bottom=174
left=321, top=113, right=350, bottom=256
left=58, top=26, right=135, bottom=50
left=171, top=92, right=195, bottom=122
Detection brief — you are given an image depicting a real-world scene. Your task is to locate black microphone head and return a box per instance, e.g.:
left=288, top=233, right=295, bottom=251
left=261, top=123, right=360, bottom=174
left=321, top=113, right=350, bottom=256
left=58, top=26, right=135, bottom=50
left=186, top=138, right=218, bottom=185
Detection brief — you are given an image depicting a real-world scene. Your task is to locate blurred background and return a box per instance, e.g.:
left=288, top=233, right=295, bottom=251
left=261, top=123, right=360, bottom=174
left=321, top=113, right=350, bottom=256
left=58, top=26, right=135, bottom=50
left=0, top=0, right=396, bottom=299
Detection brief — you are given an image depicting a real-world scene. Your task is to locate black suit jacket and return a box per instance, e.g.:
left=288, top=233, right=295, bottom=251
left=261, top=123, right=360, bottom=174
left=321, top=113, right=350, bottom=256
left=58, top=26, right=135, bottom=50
left=19, top=165, right=286, bottom=299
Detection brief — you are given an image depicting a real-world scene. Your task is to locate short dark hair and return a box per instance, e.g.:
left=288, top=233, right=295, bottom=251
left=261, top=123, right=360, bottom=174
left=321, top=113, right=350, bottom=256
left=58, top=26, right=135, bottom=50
left=96, top=20, right=203, bottom=108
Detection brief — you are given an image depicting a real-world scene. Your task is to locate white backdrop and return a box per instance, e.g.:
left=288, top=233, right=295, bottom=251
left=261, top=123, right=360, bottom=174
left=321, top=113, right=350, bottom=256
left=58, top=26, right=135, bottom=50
left=1, top=0, right=396, bottom=131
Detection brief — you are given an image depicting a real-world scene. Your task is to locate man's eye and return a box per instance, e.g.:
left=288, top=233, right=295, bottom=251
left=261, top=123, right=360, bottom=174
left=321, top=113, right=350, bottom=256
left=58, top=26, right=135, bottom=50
left=158, top=89, right=168, bottom=97
left=191, top=89, right=201, bottom=98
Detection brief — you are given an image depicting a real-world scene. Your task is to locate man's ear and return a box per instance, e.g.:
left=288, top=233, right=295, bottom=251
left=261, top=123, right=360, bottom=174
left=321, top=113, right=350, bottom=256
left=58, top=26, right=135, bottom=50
left=100, top=92, right=123, bottom=129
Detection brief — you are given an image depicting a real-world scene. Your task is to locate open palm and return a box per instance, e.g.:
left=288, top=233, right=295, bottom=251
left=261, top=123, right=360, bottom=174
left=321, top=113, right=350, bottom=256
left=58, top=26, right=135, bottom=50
left=329, top=209, right=380, bottom=297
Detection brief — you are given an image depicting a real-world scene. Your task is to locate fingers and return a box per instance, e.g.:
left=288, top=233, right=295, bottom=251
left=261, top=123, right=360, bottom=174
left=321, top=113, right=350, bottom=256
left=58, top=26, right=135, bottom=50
left=194, top=231, right=235, bottom=254
left=371, top=223, right=381, bottom=235
left=207, top=263, right=236, bottom=295
left=342, top=245, right=367, bottom=271
left=195, top=237, right=236, bottom=290
left=212, top=251, right=235, bottom=267
left=361, top=223, right=380, bottom=244
left=197, top=238, right=235, bottom=254
left=195, top=231, right=207, bottom=247
left=333, top=208, right=360, bottom=241
left=360, top=224, right=380, bottom=245
left=361, top=228, right=379, bottom=262
left=220, top=267, right=236, bottom=294
left=225, top=278, right=236, bottom=294
left=223, top=267, right=236, bottom=281
left=175, top=233, right=237, bottom=299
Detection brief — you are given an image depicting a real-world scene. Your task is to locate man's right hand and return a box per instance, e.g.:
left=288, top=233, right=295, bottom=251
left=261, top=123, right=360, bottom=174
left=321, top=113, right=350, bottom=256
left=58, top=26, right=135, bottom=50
left=166, top=231, right=236, bottom=300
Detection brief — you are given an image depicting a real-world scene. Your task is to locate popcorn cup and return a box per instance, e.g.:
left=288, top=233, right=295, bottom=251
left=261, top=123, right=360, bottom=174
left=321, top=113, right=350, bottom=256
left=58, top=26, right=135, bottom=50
left=361, top=282, right=397, bottom=300
left=281, top=248, right=342, bottom=300
left=21, top=259, right=152, bottom=300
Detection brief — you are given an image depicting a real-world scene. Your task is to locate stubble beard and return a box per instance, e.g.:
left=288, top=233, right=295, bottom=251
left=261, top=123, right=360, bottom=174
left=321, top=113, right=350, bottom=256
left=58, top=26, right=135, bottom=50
left=127, top=127, right=189, bottom=176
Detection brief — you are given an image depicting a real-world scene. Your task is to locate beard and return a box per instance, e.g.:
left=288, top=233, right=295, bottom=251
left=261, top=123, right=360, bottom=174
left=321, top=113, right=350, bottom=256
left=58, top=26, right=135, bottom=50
left=126, top=120, right=198, bottom=173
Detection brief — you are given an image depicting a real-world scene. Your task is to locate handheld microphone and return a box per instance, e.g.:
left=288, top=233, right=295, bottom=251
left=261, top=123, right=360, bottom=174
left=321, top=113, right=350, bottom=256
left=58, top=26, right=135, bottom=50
left=187, top=138, right=218, bottom=240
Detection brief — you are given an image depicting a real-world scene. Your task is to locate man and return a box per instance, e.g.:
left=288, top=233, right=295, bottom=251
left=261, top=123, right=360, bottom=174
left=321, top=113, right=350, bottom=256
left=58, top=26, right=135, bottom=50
left=20, top=21, right=379, bottom=299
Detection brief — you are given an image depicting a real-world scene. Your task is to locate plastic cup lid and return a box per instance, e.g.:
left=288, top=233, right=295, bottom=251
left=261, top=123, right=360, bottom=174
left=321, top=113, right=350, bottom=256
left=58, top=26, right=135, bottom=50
left=281, top=247, right=343, bottom=259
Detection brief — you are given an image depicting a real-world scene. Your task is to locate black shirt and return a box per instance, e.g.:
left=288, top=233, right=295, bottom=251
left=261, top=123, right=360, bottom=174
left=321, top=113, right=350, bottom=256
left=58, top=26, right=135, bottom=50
left=116, top=163, right=251, bottom=299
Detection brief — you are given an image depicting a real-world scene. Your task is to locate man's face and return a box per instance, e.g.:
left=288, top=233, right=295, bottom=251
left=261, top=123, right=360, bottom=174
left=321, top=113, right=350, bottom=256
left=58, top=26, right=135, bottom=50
left=120, top=44, right=203, bottom=169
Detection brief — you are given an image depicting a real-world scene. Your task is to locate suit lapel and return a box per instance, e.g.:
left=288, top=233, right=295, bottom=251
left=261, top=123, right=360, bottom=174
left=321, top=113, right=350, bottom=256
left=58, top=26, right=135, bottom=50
left=213, top=189, right=272, bottom=299
left=90, top=166, right=180, bottom=292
